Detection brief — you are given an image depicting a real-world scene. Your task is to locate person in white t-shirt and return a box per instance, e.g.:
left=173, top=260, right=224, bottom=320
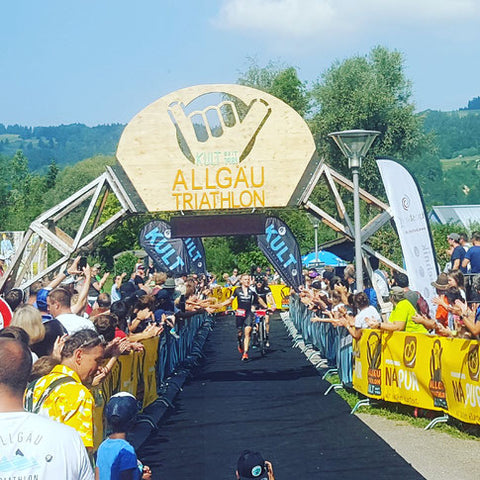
left=0, top=337, right=93, bottom=480
left=354, top=292, right=381, bottom=329
left=339, top=292, right=381, bottom=340
left=47, top=287, right=95, bottom=334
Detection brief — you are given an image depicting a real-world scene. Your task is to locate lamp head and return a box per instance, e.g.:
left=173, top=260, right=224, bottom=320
left=328, top=129, right=380, bottom=168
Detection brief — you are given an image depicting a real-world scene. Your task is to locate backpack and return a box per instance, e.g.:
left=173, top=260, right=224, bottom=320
left=415, top=292, right=430, bottom=317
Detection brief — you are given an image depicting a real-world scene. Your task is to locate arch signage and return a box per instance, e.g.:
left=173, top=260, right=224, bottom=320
left=116, top=84, right=318, bottom=212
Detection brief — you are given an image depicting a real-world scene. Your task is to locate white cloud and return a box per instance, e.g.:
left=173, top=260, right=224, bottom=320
left=213, top=0, right=479, bottom=40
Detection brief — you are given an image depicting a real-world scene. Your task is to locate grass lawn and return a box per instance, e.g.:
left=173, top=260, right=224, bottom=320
left=325, top=374, right=480, bottom=441
left=440, top=154, right=480, bottom=171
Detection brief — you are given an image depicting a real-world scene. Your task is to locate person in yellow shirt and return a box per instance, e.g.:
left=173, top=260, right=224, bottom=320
left=25, top=329, right=106, bottom=452
left=370, top=286, right=428, bottom=334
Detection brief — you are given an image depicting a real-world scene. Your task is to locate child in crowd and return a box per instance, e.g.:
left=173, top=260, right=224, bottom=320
left=95, top=392, right=152, bottom=480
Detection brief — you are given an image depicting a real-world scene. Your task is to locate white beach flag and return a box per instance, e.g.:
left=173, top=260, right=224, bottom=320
left=377, top=158, right=439, bottom=304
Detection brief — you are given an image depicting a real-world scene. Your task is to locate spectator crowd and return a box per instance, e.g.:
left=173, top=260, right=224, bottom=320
left=5, top=228, right=480, bottom=478
left=298, top=231, right=480, bottom=341
left=0, top=257, right=279, bottom=479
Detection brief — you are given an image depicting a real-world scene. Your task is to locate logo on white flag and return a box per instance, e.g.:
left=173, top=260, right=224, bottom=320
left=402, top=195, right=411, bottom=210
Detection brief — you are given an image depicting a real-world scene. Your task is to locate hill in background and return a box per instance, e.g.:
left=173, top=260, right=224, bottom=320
left=0, top=123, right=124, bottom=172
left=2, top=106, right=480, bottom=206
left=421, top=109, right=480, bottom=159
left=2, top=108, right=480, bottom=172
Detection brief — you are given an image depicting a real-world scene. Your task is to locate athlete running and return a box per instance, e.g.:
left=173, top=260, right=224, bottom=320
left=251, top=278, right=275, bottom=347
left=224, top=273, right=268, bottom=361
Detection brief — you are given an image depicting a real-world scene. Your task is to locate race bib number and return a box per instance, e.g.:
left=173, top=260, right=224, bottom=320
left=236, top=309, right=246, bottom=317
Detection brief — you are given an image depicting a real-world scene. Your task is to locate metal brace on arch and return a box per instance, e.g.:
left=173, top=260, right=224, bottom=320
left=0, top=166, right=140, bottom=294
left=298, top=161, right=406, bottom=313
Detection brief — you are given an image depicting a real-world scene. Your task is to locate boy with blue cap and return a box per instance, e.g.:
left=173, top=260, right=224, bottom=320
left=95, top=392, right=152, bottom=480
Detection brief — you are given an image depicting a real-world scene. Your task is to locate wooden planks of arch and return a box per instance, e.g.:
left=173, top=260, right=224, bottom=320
left=0, top=167, right=141, bottom=293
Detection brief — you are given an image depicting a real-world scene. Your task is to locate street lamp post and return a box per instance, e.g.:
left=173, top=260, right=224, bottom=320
left=314, top=223, right=319, bottom=264
left=328, top=129, right=380, bottom=291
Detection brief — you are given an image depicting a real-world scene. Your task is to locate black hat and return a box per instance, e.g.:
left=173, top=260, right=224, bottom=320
left=322, top=270, right=335, bottom=282
left=237, top=450, right=268, bottom=479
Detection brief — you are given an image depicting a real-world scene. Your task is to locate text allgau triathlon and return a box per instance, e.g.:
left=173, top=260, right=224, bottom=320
left=171, top=166, right=265, bottom=210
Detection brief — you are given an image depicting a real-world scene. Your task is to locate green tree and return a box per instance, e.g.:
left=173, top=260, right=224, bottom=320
left=238, top=59, right=310, bottom=116
left=310, top=46, right=431, bottom=196
left=45, top=159, right=59, bottom=189
left=6, top=151, right=33, bottom=229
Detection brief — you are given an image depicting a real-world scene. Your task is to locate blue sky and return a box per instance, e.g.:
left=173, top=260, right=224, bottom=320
left=2, top=0, right=480, bottom=126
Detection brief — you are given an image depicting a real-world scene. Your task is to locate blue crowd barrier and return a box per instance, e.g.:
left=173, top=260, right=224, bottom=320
left=289, top=295, right=353, bottom=386
left=157, top=312, right=209, bottom=384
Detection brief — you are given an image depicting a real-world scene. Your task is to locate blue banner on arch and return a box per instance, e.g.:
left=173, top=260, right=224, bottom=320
left=140, top=220, right=187, bottom=276
left=184, top=237, right=207, bottom=275
left=257, top=217, right=303, bottom=291
left=140, top=220, right=207, bottom=276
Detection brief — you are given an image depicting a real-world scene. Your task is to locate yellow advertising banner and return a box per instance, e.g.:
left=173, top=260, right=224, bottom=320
left=271, top=284, right=290, bottom=310
left=210, top=286, right=235, bottom=312
left=352, top=330, right=383, bottom=400
left=441, top=338, right=480, bottom=425
left=211, top=285, right=290, bottom=313
left=141, top=336, right=160, bottom=408
left=353, top=331, right=480, bottom=424
left=381, top=332, right=444, bottom=412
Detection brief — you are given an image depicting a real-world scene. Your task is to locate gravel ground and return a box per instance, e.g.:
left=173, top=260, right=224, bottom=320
left=356, top=413, right=480, bottom=480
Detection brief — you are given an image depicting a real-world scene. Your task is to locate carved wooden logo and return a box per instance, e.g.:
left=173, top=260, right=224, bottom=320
left=116, top=84, right=317, bottom=212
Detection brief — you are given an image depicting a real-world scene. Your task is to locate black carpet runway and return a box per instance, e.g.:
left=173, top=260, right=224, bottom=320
left=138, top=314, right=424, bottom=479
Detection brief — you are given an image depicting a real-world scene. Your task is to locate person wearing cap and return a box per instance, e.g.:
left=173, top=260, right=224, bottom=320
left=236, top=450, right=275, bottom=480
left=369, top=286, right=427, bottom=333
left=392, top=272, right=430, bottom=318
left=447, top=233, right=467, bottom=274
left=154, top=277, right=177, bottom=312
left=96, top=392, right=152, bottom=480
left=431, top=273, right=450, bottom=327
left=308, top=268, right=318, bottom=280
left=133, top=264, right=146, bottom=288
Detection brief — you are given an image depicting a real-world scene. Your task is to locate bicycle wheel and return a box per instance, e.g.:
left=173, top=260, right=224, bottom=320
left=258, top=319, right=266, bottom=356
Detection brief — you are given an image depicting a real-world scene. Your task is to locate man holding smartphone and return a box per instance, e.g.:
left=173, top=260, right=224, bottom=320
left=236, top=450, right=275, bottom=480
